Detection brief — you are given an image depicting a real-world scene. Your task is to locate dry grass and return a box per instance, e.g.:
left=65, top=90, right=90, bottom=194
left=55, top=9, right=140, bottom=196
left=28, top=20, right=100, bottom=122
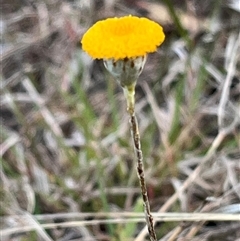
left=1, top=0, right=240, bottom=241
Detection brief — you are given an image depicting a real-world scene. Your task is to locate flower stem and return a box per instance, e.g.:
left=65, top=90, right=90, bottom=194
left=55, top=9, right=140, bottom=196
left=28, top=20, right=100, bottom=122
left=129, top=112, right=157, bottom=241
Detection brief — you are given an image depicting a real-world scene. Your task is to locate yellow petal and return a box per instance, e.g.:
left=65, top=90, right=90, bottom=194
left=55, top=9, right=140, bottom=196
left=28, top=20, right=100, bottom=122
left=81, top=15, right=165, bottom=60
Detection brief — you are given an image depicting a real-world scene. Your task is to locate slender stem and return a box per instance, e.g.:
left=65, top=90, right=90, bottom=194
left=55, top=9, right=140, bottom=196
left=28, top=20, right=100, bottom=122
left=128, top=110, right=157, bottom=241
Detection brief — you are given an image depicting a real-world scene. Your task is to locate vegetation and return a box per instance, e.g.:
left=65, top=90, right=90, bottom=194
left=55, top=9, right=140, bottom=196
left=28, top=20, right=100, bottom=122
left=1, top=0, right=239, bottom=240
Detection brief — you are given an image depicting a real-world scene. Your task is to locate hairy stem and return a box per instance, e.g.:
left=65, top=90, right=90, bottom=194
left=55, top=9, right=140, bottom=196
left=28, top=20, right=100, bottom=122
left=128, top=110, right=157, bottom=241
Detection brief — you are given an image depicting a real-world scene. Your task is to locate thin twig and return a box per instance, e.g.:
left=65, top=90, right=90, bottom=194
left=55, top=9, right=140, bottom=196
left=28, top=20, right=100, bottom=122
left=122, top=82, right=157, bottom=240
left=2, top=213, right=239, bottom=238
left=129, top=110, right=157, bottom=241
left=218, top=33, right=240, bottom=128
left=22, top=78, right=63, bottom=137
left=3, top=212, right=239, bottom=221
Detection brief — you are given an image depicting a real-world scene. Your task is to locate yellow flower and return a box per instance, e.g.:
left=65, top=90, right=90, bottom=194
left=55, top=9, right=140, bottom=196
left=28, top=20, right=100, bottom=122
left=81, top=15, right=165, bottom=60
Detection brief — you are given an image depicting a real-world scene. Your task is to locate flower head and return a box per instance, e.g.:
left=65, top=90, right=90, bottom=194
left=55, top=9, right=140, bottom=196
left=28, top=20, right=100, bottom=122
left=81, top=15, right=165, bottom=60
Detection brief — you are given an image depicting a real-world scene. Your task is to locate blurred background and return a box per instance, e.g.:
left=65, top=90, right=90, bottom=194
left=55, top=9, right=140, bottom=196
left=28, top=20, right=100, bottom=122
left=1, top=0, right=240, bottom=240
